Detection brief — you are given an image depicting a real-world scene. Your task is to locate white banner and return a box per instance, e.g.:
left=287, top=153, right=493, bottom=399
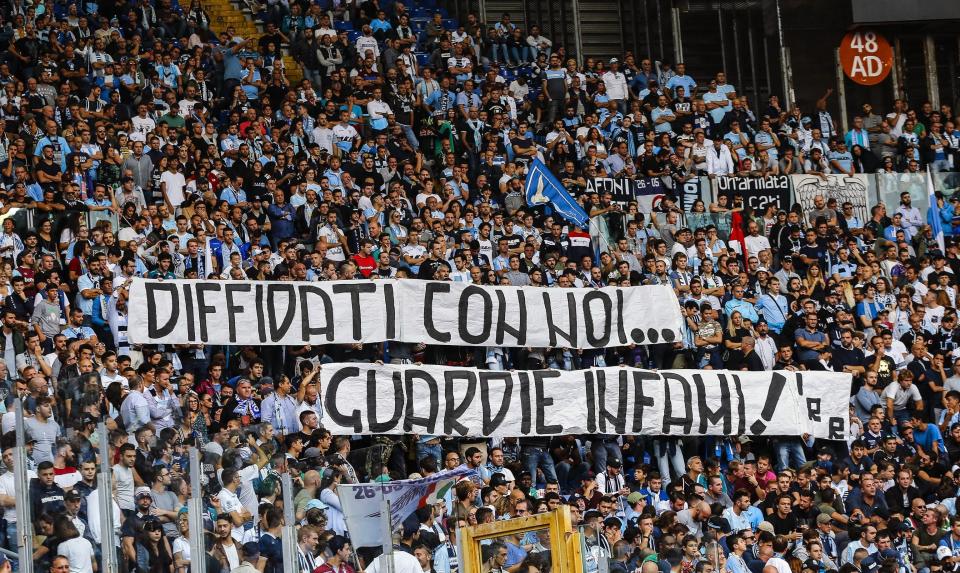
left=791, top=173, right=871, bottom=224
left=337, top=468, right=473, bottom=548
left=320, top=364, right=851, bottom=439
left=127, top=279, right=683, bottom=348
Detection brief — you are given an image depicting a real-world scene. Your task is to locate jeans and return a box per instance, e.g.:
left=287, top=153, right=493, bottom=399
left=417, top=442, right=442, bottom=464
left=775, top=438, right=807, bottom=472
left=893, top=409, right=912, bottom=429
left=555, top=461, right=590, bottom=494
left=493, top=44, right=533, bottom=66
left=931, top=159, right=951, bottom=173
left=522, top=446, right=557, bottom=485
left=653, top=439, right=685, bottom=485
left=5, top=521, right=17, bottom=571
left=303, top=68, right=324, bottom=89
left=590, top=439, right=622, bottom=474
left=545, top=98, right=564, bottom=125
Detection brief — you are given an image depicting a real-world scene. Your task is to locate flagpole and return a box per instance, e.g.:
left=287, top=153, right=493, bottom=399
left=381, top=498, right=396, bottom=573
left=281, top=473, right=298, bottom=573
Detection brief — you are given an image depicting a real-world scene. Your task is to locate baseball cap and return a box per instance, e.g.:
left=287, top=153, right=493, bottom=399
left=65, top=489, right=82, bottom=502
left=816, top=513, right=832, bottom=525
left=305, top=499, right=329, bottom=511
left=135, top=486, right=152, bottom=499
left=607, top=458, right=622, bottom=469
left=490, top=474, right=509, bottom=488
left=937, top=547, right=952, bottom=561
left=609, top=58, right=619, bottom=64
left=626, top=492, right=644, bottom=506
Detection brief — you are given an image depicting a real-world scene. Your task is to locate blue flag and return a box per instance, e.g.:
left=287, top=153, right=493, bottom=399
left=928, top=167, right=945, bottom=253
left=524, top=158, right=591, bottom=229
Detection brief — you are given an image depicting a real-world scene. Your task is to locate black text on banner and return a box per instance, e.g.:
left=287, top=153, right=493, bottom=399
left=320, top=364, right=851, bottom=439
left=127, top=279, right=684, bottom=348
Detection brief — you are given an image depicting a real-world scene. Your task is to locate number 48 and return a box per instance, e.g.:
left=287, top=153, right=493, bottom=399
left=850, top=32, right=878, bottom=53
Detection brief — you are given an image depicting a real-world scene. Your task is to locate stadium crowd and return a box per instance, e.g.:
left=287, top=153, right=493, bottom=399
left=2, top=1, right=960, bottom=573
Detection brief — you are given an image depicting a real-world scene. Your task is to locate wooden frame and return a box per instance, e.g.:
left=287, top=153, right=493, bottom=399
left=459, top=506, right=583, bottom=573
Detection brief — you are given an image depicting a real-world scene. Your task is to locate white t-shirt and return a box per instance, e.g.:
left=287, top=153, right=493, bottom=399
left=311, top=126, right=335, bottom=154
left=0, top=468, right=35, bottom=521
left=100, top=369, right=129, bottom=389
left=366, top=552, right=422, bottom=573
left=216, top=487, right=246, bottom=541
left=332, top=124, right=359, bottom=150
left=172, top=536, right=191, bottom=563
left=130, top=116, right=156, bottom=142
left=2, top=334, right=16, bottom=377
left=237, top=464, right=261, bottom=516
left=222, top=542, right=240, bottom=570
left=160, top=171, right=187, bottom=207
left=743, top=235, right=771, bottom=260
left=318, top=225, right=345, bottom=261
left=414, top=192, right=440, bottom=208
left=881, top=381, right=922, bottom=411
left=85, top=488, right=122, bottom=546
left=58, top=537, right=96, bottom=573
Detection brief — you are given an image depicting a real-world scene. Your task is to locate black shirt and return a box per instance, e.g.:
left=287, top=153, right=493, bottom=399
left=766, top=511, right=798, bottom=535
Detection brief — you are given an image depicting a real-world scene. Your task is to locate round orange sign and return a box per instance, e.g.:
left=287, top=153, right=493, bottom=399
left=839, top=30, right=893, bottom=86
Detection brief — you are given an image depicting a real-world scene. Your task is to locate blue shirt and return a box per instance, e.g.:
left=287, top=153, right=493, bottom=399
left=220, top=186, right=247, bottom=205
left=913, top=423, right=946, bottom=457
left=723, top=298, right=759, bottom=323
left=650, top=107, right=675, bottom=133
left=795, top=328, right=828, bottom=362
left=221, top=48, right=243, bottom=81
left=666, top=74, right=696, bottom=96
left=703, top=91, right=730, bottom=124
left=725, top=553, right=750, bottom=573
left=829, top=150, right=853, bottom=172
left=370, top=18, right=392, bottom=32
left=755, top=131, right=778, bottom=160
left=755, top=293, right=789, bottom=333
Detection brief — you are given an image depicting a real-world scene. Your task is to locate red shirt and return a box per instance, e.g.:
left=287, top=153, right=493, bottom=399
left=315, top=563, right=355, bottom=573
left=353, top=253, right=377, bottom=277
